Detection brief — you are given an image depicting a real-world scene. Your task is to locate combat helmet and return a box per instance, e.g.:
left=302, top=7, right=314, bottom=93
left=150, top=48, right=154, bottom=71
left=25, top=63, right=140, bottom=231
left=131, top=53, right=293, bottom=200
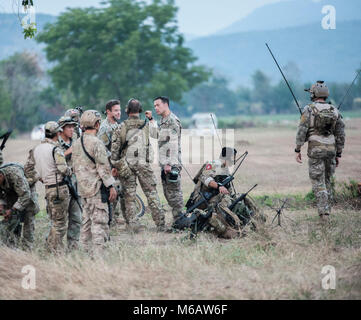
left=64, top=108, right=81, bottom=122
left=220, top=147, right=237, bottom=163
left=305, top=81, right=330, bottom=101
left=45, top=121, right=62, bottom=135
left=58, top=116, right=77, bottom=128
left=80, top=110, right=102, bottom=129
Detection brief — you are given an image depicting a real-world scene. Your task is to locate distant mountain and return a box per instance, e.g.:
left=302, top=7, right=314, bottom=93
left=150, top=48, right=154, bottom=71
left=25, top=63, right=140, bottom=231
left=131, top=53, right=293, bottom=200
left=187, top=20, right=361, bottom=86
left=0, top=13, right=56, bottom=60
left=217, top=0, right=361, bottom=35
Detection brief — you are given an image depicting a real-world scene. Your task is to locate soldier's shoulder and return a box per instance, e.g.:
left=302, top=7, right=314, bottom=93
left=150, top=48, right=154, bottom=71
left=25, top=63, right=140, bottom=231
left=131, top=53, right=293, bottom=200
left=170, top=113, right=181, bottom=125
left=203, top=160, right=221, bottom=171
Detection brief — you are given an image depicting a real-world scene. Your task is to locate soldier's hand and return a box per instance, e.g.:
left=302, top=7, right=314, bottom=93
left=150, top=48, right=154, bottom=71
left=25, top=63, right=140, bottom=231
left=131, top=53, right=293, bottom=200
left=145, top=111, right=153, bottom=120
left=111, top=168, right=118, bottom=177
left=109, top=187, right=117, bottom=202
left=164, top=164, right=172, bottom=174
left=64, top=147, right=73, bottom=156
left=219, top=186, right=229, bottom=195
left=336, top=157, right=340, bottom=168
left=296, top=152, right=302, bottom=164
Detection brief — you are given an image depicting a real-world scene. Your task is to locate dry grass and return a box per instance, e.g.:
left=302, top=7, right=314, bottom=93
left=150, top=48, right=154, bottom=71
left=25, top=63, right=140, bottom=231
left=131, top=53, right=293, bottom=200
left=1, top=120, right=360, bottom=300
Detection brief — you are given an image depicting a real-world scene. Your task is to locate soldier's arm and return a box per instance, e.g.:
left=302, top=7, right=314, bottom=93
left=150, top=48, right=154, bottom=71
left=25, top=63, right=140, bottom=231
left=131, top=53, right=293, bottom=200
left=295, top=107, right=311, bottom=151
left=54, top=147, right=71, bottom=177
left=24, top=148, right=39, bottom=186
left=149, top=120, right=159, bottom=139
left=94, top=140, right=116, bottom=188
left=199, top=163, right=217, bottom=187
left=334, top=115, right=346, bottom=157
left=11, top=169, right=32, bottom=212
left=97, top=124, right=111, bottom=149
left=159, top=120, right=181, bottom=167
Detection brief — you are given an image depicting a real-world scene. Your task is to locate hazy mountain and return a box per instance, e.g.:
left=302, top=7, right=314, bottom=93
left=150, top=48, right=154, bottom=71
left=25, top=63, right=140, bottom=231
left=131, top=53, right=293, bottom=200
left=187, top=19, right=361, bottom=86
left=217, top=0, right=361, bottom=35
left=0, top=13, right=56, bottom=60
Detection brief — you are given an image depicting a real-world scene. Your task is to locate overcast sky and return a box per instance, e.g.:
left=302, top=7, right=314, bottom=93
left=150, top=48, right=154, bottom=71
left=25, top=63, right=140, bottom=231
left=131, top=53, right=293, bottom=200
left=0, top=0, right=285, bottom=36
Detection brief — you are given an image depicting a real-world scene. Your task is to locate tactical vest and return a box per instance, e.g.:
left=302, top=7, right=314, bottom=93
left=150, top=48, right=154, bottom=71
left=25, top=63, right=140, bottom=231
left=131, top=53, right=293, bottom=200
left=119, top=118, right=150, bottom=162
left=309, top=103, right=338, bottom=137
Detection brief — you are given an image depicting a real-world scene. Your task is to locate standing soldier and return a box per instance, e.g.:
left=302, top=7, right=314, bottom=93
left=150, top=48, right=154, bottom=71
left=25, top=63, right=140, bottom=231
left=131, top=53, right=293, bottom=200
left=64, top=107, right=83, bottom=139
left=111, top=99, right=165, bottom=232
left=0, top=163, right=39, bottom=248
left=58, top=116, right=82, bottom=250
left=25, top=121, right=72, bottom=253
left=295, top=81, right=345, bottom=222
left=97, top=100, right=123, bottom=224
left=146, top=96, right=184, bottom=222
left=72, top=110, right=117, bottom=254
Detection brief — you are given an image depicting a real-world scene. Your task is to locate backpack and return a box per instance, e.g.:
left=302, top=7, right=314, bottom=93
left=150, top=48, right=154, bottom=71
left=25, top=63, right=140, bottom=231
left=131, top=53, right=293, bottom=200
left=310, top=104, right=338, bottom=136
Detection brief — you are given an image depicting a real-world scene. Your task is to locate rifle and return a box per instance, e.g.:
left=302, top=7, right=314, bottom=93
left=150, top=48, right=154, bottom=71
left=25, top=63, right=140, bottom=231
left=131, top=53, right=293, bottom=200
left=63, top=175, right=82, bottom=213
left=338, top=68, right=361, bottom=110
left=0, top=130, right=12, bottom=151
left=266, top=43, right=302, bottom=115
left=228, top=184, right=258, bottom=211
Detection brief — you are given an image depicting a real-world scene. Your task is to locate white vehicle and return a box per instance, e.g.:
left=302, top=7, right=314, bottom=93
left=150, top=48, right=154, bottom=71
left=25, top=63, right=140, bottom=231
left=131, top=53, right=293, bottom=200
left=31, top=124, right=45, bottom=140
left=189, top=113, right=218, bottom=136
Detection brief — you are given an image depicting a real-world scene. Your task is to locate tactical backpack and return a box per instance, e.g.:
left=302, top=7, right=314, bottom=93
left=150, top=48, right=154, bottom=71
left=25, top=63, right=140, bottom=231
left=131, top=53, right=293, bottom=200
left=310, top=104, right=338, bottom=136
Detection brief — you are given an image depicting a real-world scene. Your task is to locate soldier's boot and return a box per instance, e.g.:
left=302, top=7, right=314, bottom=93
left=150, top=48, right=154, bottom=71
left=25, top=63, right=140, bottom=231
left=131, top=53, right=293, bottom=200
left=126, top=221, right=146, bottom=234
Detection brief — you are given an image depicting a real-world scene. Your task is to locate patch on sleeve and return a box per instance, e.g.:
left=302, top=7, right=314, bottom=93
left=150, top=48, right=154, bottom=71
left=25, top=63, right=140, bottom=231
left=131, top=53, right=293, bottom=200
left=206, top=164, right=212, bottom=170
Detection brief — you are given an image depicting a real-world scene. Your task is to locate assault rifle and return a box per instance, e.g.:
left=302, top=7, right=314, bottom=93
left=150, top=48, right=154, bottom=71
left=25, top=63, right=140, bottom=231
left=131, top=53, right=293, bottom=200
left=0, top=130, right=12, bottom=151
left=63, top=175, right=82, bottom=213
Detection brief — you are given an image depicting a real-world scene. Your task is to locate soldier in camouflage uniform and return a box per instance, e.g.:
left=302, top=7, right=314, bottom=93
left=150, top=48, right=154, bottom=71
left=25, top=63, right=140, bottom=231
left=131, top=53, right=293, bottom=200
left=0, top=163, right=39, bottom=248
left=111, top=99, right=165, bottom=232
left=146, top=96, right=184, bottom=222
left=97, top=100, right=123, bottom=224
left=72, top=110, right=117, bottom=253
left=295, top=81, right=346, bottom=222
left=58, top=116, right=82, bottom=250
left=25, top=121, right=72, bottom=253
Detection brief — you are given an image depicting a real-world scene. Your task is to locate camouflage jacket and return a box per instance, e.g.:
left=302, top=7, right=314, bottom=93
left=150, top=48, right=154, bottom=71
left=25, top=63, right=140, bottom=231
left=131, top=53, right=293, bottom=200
left=98, top=118, right=120, bottom=153
left=24, top=138, right=71, bottom=186
left=0, top=163, right=33, bottom=212
left=111, top=115, right=153, bottom=166
left=149, top=112, right=182, bottom=169
left=72, top=132, right=115, bottom=198
left=296, top=102, right=345, bottom=157
left=0, top=150, right=3, bottom=166
left=58, top=135, right=74, bottom=169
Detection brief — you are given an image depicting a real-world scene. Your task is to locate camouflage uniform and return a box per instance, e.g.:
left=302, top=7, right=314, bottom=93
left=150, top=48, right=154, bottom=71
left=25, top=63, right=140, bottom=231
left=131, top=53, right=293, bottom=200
left=111, top=115, right=165, bottom=230
left=97, top=118, right=123, bottom=221
left=0, top=150, right=3, bottom=166
left=64, top=109, right=82, bottom=140
left=58, top=131, right=82, bottom=250
left=150, top=112, right=184, bottom=220
left=0, top=163, right=39, bottom=248
left=296, top=101, right=345, bottom=217
left=26, top=125, right=72, bottom=253
left=72, top=130, right=115, bottom=252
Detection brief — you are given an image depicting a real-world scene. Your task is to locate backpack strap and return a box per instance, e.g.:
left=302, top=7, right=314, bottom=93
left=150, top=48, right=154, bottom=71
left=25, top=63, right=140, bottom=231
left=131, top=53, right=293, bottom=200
left=80, top=135, right=96, bottom=164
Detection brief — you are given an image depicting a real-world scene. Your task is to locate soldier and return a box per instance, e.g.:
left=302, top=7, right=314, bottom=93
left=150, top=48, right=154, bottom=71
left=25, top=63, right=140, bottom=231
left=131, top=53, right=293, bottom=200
left=25, top=121, right=72, bottom=253
left=97, top=100, right=123, bottom=224
left=72, top=110, right=117, bottom=253
left=64, top=107, right=83, bottom=139
left=295, top=81, right=346, bottom=222
left=58, top=116, right=82, bottom=250
left=0, top=163, right=39, bottom=248
left=175, top=148, right=261, bottom=239
left=111, top=99, right=165, bottom=232
left=146, top=96, right=184, bottom=222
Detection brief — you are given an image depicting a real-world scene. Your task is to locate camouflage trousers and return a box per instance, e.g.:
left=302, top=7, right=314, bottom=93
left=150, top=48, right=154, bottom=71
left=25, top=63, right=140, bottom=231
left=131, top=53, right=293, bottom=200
left=121, top=164, right=165, bottom=228
left=161, top=173, right=184, bottom=220
left=46, top=185, right=70, bottom=253
left=67, top=197, right=82, bottom=250
left=81, top=190, right=109, bottom=252
left=308, top=156, right=336, bottom=216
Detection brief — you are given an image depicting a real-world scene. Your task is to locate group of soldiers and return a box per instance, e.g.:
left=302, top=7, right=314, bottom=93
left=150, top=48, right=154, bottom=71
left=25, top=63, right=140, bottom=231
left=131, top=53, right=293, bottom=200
left=0, top=81, right=346, bottom=254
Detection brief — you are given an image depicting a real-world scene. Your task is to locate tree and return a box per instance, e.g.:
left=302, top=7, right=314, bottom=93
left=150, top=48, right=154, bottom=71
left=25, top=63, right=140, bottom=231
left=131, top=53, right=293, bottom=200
left=37, top=0, right=209, bottom=114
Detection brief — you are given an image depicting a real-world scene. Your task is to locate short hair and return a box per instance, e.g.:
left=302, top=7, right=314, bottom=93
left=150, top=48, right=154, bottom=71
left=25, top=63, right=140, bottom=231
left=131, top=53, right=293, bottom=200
left=153, top=96, right=169, bottom=106
left=127, top=99, right=142, bottom=114
left=45, top=132, right=56, bottom=139
left=105, top=99, right=120, bottom=112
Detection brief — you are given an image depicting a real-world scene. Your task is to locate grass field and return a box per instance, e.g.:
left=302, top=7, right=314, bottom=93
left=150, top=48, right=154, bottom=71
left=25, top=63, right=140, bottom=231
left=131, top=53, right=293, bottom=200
left=0, top=118, right=360, bottom=300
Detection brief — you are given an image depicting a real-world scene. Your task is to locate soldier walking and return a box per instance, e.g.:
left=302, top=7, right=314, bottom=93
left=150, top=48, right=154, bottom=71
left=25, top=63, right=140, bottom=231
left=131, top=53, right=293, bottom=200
left=72, top=110, right=117, bottom=254
left=111, top=99, right=165, bottom=232
left=295, top=81, right=345, bottom=222
left=146, top=96, right=184, bottom=222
